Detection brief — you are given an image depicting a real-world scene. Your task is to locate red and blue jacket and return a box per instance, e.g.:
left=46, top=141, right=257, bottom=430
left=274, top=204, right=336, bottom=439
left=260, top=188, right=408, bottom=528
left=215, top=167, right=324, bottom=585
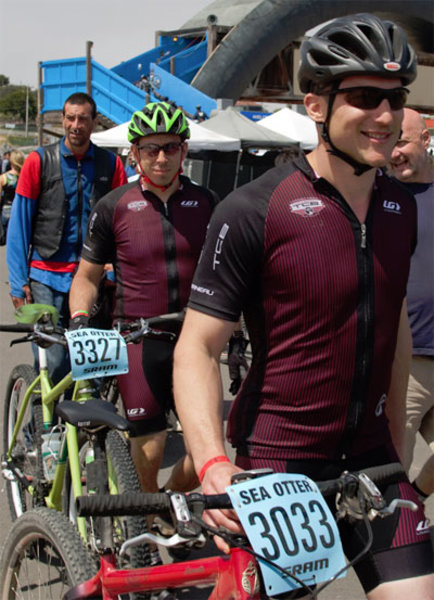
left=7, top=138, right=126, bottom=297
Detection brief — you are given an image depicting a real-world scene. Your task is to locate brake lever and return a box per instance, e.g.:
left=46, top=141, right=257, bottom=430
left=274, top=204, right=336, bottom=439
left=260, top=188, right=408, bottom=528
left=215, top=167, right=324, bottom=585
left=119, top=530, right=206, bottom=557
left=376, top=498, right=418, bottom=518
left=10, top=335, right=32, bottom=347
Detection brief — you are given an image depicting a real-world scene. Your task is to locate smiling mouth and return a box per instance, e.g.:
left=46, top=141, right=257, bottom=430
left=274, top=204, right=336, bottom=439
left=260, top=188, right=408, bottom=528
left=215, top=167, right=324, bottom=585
left=392, top=160, right=408, bottom=169
left=362, top=131, right=391, bottom=141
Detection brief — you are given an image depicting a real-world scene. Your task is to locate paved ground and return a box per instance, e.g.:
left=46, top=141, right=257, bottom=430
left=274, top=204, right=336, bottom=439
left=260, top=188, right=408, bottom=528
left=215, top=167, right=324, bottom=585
left=0, top=244, right=432, bottom=598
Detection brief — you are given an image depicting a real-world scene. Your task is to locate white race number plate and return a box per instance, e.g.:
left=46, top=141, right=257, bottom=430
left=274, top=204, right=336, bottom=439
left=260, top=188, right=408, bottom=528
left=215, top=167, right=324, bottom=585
left=227, top=472, right=346, bottom=595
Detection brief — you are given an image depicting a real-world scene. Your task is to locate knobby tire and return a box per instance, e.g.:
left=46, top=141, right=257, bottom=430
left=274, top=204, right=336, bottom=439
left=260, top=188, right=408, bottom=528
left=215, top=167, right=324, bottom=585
left=0, top=507, right=97, bottom=599
left=3, top=364, right=44, bottom=520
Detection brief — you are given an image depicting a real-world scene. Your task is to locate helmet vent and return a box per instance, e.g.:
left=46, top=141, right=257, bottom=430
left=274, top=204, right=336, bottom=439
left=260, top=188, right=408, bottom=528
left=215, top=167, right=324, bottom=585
left=328, top=31, right=369, bottom=61
left=312, top=48, right=342, bottom=66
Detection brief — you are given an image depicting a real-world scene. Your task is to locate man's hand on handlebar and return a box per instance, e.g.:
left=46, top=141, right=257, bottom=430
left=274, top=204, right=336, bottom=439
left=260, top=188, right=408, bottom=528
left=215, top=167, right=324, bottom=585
left=69, top=314, right=90, bottom=330
left=200, top=460, right=245, bottom=553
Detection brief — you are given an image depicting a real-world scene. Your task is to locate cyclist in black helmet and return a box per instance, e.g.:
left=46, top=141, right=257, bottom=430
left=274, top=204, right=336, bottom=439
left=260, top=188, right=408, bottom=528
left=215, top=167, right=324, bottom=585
left=174, top=14, right=433, bottom=598
left=69, top=102, right=219, bottom=534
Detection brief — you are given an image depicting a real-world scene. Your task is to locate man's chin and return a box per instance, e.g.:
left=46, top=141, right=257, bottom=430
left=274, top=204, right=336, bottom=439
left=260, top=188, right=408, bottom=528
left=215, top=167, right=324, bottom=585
left=391, top=165, right=412, bottom=179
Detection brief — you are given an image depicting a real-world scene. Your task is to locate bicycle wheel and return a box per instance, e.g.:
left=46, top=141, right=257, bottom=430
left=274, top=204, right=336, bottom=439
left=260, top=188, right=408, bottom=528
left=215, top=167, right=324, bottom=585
left=0, top=507, right=97, bottom=599
left=65, top=429, right=150, bottom=566
left=3, top=364, right=45, bottom=520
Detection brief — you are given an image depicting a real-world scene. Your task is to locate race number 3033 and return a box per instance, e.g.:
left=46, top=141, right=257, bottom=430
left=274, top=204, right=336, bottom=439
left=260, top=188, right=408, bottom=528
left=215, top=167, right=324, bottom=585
left=65, top=328, right=129, bottom=380
left=227, top=472, right=346, bottom=596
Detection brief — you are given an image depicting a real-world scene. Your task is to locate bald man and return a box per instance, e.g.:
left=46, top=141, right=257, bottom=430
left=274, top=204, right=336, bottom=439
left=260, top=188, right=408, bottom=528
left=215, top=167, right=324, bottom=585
left=390, top=108, right=434, bottom=498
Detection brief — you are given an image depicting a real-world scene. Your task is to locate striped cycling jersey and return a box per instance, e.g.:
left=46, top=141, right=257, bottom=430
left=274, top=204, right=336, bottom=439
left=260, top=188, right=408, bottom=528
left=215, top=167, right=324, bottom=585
left=188, top=155, right=417, bottom=461
left=81, top=176, right=218, bottom=320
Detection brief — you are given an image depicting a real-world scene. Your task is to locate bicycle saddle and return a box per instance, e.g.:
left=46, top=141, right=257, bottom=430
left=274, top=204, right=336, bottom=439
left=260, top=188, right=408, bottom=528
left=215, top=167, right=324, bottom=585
left=15, top=303, right=60, bottom=325
left=56, top=398, right=130, bottom=431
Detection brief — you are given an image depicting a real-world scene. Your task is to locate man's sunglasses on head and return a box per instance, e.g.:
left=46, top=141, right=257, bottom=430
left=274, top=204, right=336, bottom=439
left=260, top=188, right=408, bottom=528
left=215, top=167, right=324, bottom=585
left=137, top=142, right=183, bottom=158
left=327, top=86, right=410, bottom=111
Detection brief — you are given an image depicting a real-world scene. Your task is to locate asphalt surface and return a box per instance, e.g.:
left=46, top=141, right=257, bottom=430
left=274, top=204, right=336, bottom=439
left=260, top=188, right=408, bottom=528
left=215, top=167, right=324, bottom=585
left=0, top=243, right=432, bottom=599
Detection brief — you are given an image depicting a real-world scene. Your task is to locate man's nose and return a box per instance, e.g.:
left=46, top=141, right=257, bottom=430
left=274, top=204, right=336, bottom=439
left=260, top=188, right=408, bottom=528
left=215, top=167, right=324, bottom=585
left=156, top=149, right=168, bottom=160
left=391, top=145, right=401, bottom=160
left=373, top=99, right=395, bottom=124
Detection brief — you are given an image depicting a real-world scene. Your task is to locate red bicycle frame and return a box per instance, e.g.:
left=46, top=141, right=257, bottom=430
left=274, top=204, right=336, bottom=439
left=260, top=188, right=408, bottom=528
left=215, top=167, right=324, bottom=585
left=65, top=547, right=263, bottom=600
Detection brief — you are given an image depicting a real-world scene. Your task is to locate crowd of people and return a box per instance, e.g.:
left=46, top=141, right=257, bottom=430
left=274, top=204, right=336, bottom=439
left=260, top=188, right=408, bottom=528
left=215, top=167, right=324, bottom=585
left=0, top=11, right=433, bottom=599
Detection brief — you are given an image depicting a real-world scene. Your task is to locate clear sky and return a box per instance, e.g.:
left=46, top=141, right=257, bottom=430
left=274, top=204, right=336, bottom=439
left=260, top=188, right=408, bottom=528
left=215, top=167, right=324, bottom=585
left=0, top=0, right=210, bottom=88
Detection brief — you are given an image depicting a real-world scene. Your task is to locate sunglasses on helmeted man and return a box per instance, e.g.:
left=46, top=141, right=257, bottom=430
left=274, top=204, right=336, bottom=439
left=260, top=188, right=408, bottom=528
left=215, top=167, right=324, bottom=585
left=327, top=86, right=410, bottom=111
left=137, top=142, right=183, bottom=158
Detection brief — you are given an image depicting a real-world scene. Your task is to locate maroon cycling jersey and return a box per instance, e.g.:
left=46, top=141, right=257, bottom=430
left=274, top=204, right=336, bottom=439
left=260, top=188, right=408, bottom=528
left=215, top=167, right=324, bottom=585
left=189, top=155, right=417, bottom=461
left=82, top=175, right=218, bottom=320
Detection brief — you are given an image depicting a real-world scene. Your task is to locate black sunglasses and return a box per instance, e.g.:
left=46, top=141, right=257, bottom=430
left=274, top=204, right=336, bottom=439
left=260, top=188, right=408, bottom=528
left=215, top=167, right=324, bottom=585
left=328, top=86, right=410, bottom=111
left=137, top=141, right=183, bottom=158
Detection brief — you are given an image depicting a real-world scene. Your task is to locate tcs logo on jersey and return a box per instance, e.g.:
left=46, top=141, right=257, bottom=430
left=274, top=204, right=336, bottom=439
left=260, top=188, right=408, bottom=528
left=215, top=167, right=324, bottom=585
left=180, top=200, right=199, bottom=208
left=127, top=200, right=148, bottom=212
left=290, top=198, right=325, bottom=217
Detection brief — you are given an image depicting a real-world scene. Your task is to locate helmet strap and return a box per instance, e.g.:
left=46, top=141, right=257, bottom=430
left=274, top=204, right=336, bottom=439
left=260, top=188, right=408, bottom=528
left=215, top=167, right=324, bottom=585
left=320, top=92, right=374, bottom=177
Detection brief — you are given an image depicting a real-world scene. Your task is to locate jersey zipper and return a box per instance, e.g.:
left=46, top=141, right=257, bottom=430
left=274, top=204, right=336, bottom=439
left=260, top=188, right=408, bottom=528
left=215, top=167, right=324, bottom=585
left=159, top=197, right=180, bottom=312
left=340, top=210, right=375, bottom=458
left=76, top=160, right=83, bottom=259
left=315, top=179, right=375, bottom=458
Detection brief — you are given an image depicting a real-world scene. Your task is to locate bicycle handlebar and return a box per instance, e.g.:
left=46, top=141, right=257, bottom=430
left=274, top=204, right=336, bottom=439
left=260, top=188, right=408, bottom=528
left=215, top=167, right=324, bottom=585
left=0, top=323, right=34, bottom=333
left=0, top=310, right=185, bottom=348
left=76, top=462, right=405, bottom=518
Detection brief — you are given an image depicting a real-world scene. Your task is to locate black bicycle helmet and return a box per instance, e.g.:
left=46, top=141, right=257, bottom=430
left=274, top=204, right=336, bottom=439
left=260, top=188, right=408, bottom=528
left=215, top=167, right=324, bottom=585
left=298, top=13, right=417, bottom=94
left=128, top=101, right=190, bottom=144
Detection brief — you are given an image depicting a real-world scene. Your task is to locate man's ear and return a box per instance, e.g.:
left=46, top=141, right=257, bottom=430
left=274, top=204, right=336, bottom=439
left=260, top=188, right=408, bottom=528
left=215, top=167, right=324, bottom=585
left=130, top=144, right=139, bottom=162
left=304, top=93, right=328, bottom=124
left=421, top=128, right=431, bottom=151
left=181, top=142, right=188, bottom=160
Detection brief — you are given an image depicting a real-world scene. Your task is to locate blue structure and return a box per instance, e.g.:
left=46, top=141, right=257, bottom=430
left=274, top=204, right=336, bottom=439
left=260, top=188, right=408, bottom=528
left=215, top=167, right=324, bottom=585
left=41, top=34, right=217, bottom=124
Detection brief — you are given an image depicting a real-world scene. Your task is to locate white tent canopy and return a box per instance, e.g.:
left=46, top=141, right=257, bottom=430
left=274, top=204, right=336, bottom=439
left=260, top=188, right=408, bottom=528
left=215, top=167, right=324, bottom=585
left=257, top=108, right=318, bottom=151
left=200, top=107, right=297, bottom=148
left=91, top=119, right=241, bottom=152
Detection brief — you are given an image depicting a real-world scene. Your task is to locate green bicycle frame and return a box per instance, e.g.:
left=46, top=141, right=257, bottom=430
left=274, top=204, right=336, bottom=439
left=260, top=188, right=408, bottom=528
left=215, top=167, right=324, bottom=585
left=7, top=365, right=97, bottom=541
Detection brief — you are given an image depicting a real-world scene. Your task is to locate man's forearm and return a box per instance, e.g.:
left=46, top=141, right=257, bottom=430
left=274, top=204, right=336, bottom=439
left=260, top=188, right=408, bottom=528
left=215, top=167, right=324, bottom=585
left=173, top=310, right=235, bottom=475
left=69, top=262, right=104, bottom=316
left=174, top=346, right=226, bottom=474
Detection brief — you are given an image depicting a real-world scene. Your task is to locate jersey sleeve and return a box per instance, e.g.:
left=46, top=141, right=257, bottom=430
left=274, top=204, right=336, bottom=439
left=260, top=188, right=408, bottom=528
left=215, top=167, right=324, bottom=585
left=111, top=155, right=128, bottom=188
left=7, top=152, right=41, bottom=297
left=188, top=185, right=265, bottom=322
left=7, top=193, right=38, bottom=297
left=15, top=151, right=41, bottom=199
left=81, top=192, right=117, bottom=265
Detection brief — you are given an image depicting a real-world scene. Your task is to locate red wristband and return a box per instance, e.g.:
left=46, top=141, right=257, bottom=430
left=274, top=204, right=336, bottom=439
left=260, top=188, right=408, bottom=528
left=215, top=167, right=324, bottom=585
left=198, top=455, right=230, bottom=484
left=71, top=310, right=89, bottom=319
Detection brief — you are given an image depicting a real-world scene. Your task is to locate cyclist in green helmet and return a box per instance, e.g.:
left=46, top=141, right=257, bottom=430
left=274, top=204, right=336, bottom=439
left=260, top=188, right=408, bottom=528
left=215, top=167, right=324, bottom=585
left=128, top=101, right=190, bottom=191
left=70, top=102, right=219, bottom=559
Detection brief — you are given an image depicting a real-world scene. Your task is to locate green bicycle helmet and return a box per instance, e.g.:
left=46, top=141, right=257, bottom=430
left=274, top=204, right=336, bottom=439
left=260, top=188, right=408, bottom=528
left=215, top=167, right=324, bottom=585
left=298, top=13, right=417, bottom=94
left=128, top=102, right=190, bottom=144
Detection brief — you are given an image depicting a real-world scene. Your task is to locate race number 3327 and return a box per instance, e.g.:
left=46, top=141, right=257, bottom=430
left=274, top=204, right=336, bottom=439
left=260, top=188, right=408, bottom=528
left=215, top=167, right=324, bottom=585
left=227, top=472, right=346, bottom=596
left=65, top=328, right=129, bottom=380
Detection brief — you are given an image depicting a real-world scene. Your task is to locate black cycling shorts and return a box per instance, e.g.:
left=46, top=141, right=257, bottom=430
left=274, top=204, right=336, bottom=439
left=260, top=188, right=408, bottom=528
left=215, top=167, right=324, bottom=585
left=116, top=337, right=175, bottom=437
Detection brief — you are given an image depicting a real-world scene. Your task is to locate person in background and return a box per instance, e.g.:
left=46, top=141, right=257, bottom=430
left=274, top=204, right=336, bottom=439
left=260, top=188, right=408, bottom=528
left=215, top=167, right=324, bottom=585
left=69, top=102, right=219, bottom=515
left=1, top=150, right=11, bottom=174
left=0, top=149, right=25, bottom=242
left=174, top=13, right=433, bottom=599
left=389, top=108, right=434, bottom=499
left=124, top=150, right=138, bottom=178
left=6, top=92, right=127, bottom=382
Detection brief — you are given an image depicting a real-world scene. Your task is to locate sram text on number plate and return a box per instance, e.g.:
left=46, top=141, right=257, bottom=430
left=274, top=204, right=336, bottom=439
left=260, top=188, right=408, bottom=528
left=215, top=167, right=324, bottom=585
left=227, top=473, right=347, bottom=596
left=65, top=328, right=129, bottom=380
